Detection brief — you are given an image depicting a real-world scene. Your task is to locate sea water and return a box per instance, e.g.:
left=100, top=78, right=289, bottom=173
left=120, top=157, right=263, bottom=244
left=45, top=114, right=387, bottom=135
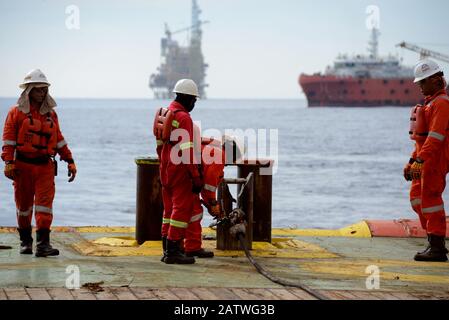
left=0, top=98, right=441, bottom=229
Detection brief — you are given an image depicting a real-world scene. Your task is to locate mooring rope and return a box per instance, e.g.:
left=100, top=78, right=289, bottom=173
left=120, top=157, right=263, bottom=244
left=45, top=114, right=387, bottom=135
left=237, top=233, right=329, bottom=300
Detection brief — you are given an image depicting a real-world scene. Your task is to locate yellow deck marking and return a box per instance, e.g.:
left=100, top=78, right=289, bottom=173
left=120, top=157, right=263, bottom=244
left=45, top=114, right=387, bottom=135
left=299, top=259, right=449, bottom=284
left=92, top=237, right=138, bottom=247
left=72, top=238, right=338, bottom=259
left=76, top=227, right=136, bottom=233
left=0, top=222, right=374, bottom=238
left=272, top=221, right=372, bottom=238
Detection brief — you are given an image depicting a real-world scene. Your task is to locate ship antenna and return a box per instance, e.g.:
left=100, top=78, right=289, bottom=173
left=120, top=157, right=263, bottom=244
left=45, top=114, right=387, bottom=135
left=368, top=27, right=380, bottom=59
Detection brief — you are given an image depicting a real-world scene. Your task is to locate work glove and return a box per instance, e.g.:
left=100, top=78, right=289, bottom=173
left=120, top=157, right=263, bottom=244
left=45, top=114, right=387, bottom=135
left=191, top=176, right=204, bottom=194
left=404, top=158, right=415, bottom=182
left=4, top=161, right=18, bottom=180
left=207, top=200, right=222, bottom=218
left=410, top=158, right=424, bottom=181
left=67, top=162, right=77, bottom=183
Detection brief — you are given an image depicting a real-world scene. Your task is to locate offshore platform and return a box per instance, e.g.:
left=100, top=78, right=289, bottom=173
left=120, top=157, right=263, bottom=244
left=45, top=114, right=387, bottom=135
left=149, top=0, right=208, bottom=99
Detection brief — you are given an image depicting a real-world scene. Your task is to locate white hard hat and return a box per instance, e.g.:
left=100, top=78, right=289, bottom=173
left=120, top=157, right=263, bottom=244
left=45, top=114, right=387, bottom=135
left=414, top=59, right=442, bottom=83
left=173, top=79, right=199, bottom=97
left=222, top=135, right=245, bottom=163
left=19, top=69, right=51, bottom=89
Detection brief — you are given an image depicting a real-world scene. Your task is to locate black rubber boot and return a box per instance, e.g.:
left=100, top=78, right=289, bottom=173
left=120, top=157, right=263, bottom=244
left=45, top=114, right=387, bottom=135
left=414, top=235, right=448, bottom=262
left=186, top=248, right=214, bottom=258
left=417, top=235, right=431, bottom=255
left=35, top=229, right=59, bottom=258
left=164, top=239, right=195, bottom=264
left=17, top=227, right=33, bottom=255
left=161, top=236, right=167, bottom=262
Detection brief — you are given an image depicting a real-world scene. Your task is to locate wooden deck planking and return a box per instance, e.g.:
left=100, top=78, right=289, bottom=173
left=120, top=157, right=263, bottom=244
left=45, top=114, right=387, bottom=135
left=26, top=288, right=52, bottom=300
left=190, top=288, right=221, bottom=300
left=208, top=288, right=241, bottom=300
left=109, top=287, right=138, bottom=300
left=4, top=288, right=30, bottom=300
left=151, top=288, right=180, bottom=300
left=170, top=287, right=200, bottom=300
left=348, top=291, right=382, bottom=300
left=0, top=287, right=448, bottom=300
left=247, top=288, right=281, bottom=300
left=47, top=288, right=74, bottom=300
left=289, top=288, right=319, bottom=300
left=0, top=289, right=8, bottom=300
left=130, top=287, right=159, bottom=300
left=230, top=288, right=263, bottom=300
left=93, top=288, right=118, bottom=300
left=388, top=292, right=420, bottom=300
left=69, top=288, right=97, bottom=300
left=268, top=288, right=301, bottom=300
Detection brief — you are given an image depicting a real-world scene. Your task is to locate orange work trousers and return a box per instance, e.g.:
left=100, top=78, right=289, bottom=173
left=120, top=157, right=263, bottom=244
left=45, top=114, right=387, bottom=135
left=161, top=172, right=195, bottom=241
left=14, top=160, right=55, bottom=230
left=184, top=195, right=204, bottom=252
left=410, top=164, right=447, bottom=237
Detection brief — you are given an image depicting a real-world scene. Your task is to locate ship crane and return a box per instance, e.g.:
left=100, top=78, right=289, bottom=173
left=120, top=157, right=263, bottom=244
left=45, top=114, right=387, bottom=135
left=396, top=42, right=449, bottom=63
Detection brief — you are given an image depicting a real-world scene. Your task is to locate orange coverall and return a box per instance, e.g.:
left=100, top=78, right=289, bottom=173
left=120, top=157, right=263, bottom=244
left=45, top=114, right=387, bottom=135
left=157, top=101, right=201, bottom=241
left=2, top=103, right=73, bottom=230
left=185, top=144, right=225, bottom=252
left=410, top=89, right=449, bottom=237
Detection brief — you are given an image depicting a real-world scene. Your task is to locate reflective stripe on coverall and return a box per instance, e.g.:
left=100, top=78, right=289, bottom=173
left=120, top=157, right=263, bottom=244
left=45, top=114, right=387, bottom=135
left=409, top=90, right=449, bottom=237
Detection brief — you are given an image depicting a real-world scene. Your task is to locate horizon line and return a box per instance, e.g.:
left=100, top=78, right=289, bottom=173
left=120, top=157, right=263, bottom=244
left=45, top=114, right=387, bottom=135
left=0, top=96, right=307, bottom=101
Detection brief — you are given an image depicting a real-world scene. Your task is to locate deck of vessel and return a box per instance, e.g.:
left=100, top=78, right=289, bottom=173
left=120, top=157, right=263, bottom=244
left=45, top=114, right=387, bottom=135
left=0, top=226, right=448, bottom=300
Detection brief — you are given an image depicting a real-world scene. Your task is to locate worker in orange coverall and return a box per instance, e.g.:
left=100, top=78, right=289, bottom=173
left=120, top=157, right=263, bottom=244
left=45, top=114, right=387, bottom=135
left=156, top=79, right=203, bottom=265
left=405, top=59, right=449, bottom=262
left=184, top=140, right=226, bottom=258
left=2, top=69, right=77, bottom=257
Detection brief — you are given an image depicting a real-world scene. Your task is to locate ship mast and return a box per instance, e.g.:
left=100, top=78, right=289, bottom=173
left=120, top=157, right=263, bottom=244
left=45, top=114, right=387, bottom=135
left=368, top=27, right=380, bottom=59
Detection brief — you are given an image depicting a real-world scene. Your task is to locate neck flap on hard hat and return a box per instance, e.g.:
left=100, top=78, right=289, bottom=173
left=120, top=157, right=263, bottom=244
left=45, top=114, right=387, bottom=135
left=17, top=83, right=57, bottom=115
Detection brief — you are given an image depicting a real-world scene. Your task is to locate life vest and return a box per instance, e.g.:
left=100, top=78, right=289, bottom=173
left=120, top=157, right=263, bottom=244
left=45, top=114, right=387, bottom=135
left=409, top=96, right=449, bottom=142
left=17, top=113, right=57, bottom=155
left=41, top=115, right=57, bottom=155
left=154, top=107, right=182, bottom=142
left=409, top=105, right=428, bottom=142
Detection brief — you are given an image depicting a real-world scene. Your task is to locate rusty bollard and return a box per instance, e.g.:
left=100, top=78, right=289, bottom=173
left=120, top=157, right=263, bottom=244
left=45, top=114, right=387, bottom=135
left=135, top=157, right=163, bottom=244
left=216, top=175, right=254, bottom=251
left=237, top=159, right=274, bottom=243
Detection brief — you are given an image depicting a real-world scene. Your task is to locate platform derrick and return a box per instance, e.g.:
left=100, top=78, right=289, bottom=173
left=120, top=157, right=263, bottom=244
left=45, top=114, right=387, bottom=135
left=149, top=0, right=208, bottom=99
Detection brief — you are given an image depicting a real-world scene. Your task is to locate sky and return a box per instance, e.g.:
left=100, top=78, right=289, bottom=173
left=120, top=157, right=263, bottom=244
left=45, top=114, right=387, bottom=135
left=0, top=0, right=449, bottom=99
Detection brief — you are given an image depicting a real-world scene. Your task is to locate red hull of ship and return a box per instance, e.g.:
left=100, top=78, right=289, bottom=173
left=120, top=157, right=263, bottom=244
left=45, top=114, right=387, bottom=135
left=299, top=74, right=423, bottom=107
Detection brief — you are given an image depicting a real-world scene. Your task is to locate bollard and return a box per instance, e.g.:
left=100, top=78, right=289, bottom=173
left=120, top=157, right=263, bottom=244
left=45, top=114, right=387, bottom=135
left=216, top=174, right=253, bottom=250
left=237, top=159, right=273, bottom=243
left=135, top=157, right=163, bottom=244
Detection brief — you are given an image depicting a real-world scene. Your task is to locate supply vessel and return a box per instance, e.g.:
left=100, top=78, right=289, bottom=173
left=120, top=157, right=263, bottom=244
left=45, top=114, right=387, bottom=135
left=299, top=28, right=422, bottom=107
